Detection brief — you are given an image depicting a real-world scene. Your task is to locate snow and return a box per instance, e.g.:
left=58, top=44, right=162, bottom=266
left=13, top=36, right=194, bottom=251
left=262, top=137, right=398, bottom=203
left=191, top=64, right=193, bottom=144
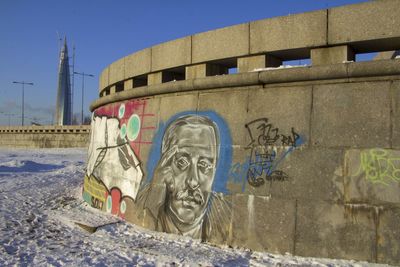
left=0, top=148, right=394, bottom=266
left=251, top=65, right=309, bottom=72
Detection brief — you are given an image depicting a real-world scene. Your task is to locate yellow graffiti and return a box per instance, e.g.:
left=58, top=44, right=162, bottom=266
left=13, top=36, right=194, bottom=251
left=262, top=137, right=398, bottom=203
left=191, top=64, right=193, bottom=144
left=354, top=149, right=400, bottom=185
left=84, top=175, right=107, bottom=202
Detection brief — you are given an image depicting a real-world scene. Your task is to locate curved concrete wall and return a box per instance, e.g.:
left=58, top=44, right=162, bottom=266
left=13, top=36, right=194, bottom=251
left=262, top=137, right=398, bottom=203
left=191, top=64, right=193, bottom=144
left=83, top=1, right=400, bottom=265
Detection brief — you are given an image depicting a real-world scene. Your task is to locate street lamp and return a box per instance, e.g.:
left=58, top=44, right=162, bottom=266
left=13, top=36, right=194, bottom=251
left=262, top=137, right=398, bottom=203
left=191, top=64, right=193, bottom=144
left=73, top=71, right=94, bottom=125
left=12, top=81, right=34, bottom=126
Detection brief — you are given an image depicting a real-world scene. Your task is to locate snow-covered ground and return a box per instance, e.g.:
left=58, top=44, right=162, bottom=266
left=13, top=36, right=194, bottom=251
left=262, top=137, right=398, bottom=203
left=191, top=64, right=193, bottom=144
left=0, top=148, right=393, bottom=266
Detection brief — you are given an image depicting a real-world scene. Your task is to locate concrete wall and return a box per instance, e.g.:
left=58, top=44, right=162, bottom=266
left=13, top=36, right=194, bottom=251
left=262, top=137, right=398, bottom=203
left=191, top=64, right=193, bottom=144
left=83, top=1, right=400, bottom=265
left=0, top=125, right=90, bottom=148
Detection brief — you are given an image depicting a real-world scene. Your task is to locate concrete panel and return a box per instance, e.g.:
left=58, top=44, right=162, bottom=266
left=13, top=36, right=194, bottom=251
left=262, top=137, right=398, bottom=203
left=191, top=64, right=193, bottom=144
left=378, top=208, right=400, bottom=265
left=296, top=200, right=376, bottom=262
left=124, top=79, right=133, bottom=90
left=393, top=81, right=400, bottom=149
left=192, top=23, right=249, bottom=64
left=198, top=89, right=249, bottom=146
left=264, top=148, right=344, bottom=203
left=159, top=93, right=198, bottom=123
left=229, top=194, right=296, bottom=254
left=250, top=10, right=327, bottom=54
left=247, top=86, right=312, bottom=147
left=109, top=57, right=125, bottom=85
left=147, top=72, right=162, bottom=86
left=344, top=149, right=400, bottom=205
left=311, top=45, right=354, bottom=66
left=185, top=63, right=228, bottom=79
left=237, top=55, right=282, bottom=73
left=328, top=0, right=400, bottom=46
left=151, top=37, right=191, bottom=72
left=124, top=48, right=151, bottom=79
left=312, top=81, right=391, bottom=148
left=99, top=67, right=109, bottom=91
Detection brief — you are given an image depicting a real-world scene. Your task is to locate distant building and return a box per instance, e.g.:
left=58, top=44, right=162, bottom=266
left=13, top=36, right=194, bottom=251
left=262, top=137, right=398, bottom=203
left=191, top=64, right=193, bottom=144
left=55, top=38, right=72, bottom=125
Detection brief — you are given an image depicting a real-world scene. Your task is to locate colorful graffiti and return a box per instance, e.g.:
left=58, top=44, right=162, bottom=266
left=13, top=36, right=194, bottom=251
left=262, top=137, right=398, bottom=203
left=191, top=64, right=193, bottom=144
left=352, top=149, right=400, bottom=185
left=83, top=104, right=232, bottom=240
left=84, top=100, right=155, bottom=217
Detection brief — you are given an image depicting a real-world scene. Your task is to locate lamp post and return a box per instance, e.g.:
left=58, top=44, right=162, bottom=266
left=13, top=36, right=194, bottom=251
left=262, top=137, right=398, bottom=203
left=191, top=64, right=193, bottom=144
left=12, top=81, right=34, bottom=126
left=73, top=71, right=94, bottom=125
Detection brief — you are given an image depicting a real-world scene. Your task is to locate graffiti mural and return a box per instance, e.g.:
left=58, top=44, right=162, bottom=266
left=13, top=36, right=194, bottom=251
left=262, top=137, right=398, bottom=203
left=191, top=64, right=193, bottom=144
left=83, top=100, right=155, bottom=217
left=137, top=113, right=232, bottom=240
left=352, top=149, right=400, bottom=185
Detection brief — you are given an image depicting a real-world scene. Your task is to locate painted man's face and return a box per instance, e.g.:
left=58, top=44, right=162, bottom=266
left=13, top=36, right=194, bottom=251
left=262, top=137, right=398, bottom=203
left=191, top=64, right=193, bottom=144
left=166, top=124, right=217, bottom=225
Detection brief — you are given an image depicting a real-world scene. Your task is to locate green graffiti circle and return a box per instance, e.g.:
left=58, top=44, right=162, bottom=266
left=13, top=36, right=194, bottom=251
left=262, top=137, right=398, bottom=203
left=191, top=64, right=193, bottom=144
left=120, top=200, right=126, bottom=214
left=127, top=114, right=141, bottom=141
left=120, top=124, right=127, bottom=139
left=106, top=195, right=112, bottom=213
left=118, top=104, right=125, bottom=119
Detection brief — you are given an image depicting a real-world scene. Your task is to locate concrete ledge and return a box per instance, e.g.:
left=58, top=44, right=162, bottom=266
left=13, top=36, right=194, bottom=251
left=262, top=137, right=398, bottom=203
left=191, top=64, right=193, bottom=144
left=92, top=60, right=400, bottom=111
left=99, top=1, right=400, bottom=93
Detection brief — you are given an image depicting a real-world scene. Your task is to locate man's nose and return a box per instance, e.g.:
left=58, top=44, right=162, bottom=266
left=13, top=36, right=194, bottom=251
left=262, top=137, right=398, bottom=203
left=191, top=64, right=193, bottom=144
left=186, top=164, right=200, bottom=190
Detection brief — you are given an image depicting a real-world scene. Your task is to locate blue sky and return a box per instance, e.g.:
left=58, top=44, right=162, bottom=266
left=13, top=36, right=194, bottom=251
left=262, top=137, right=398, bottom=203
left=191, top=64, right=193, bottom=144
left=0, top=0, right=369, bottom=126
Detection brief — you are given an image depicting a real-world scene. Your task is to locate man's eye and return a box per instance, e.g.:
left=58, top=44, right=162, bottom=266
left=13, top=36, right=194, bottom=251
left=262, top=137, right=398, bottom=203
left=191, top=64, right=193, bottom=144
left=198, top=160, right=213, bottom=174
left=176, top=157, right=190, bottom=170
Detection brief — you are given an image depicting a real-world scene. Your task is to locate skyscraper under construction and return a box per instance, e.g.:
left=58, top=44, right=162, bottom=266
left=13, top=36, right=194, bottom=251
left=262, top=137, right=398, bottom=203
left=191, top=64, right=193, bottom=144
left=55, top=38, right=72, bottom=125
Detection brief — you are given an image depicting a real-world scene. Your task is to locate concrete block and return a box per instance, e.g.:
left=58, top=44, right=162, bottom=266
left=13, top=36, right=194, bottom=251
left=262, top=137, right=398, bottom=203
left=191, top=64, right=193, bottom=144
left=110, top=85, right=116, bottom=94
left=229, top=194, right=296, bottom=254
left=198, top=89, right=249, bottom=146
left=378, top=208, right=400, bottom=265
left=159, top=93, right=198, bottom=123
left=312, top=81, right=391, bottom=148
left=250, top=10, right=327, bottom=54
left=151, top=36, right=191, bottom=72
left=247, top=86, right=312, bottom=147
left=124, top=79, right=133, bottom=90
left=295, top=200, right=376, bottom=262
left=124, top=48, right=151, bottom=79
left=99, top=67, right=109, bottom=92
left=237, top=55, right=282, bottom=73
left=265, top=148, right=344, bottom=203
left=311, top=45, right=354, bottom=66
left=185, top=63, right=228, bottom=80
left=328, top=0, right=400, bottom=49
left=108, top=57, right=125, bottom=85
left=344, top=149, right=400, bottom=205
left=393, top=81, right=400, bottom=149
left=147, top=72, right=162, bottom=86
left=192, top=23, right=249, bottom=64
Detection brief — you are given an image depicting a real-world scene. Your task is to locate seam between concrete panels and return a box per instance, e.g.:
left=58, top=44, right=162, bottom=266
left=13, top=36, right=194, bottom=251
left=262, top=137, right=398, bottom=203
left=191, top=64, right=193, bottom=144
left=247, top=23, right=251, bottom=55
left=326, top=9, right=329, bottom=46
left=293, top=199, right=298, bottom=255
left=309, top=85, right=314, bottom=148
left=190, top=35, right=193, bottom=65
left=389, top=80, right=394, bottom=149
